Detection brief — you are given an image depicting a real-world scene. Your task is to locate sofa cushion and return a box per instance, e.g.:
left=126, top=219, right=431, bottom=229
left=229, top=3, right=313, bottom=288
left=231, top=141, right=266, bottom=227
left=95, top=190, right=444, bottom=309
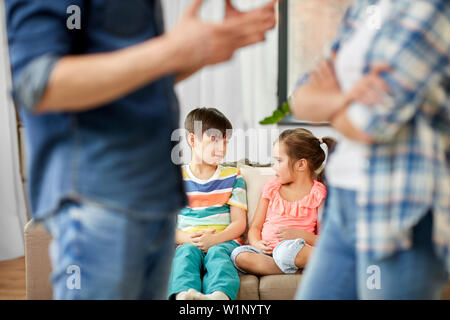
left=236, top=274, right=259, bottom=300
left=237, top=164, right=275, bottom=224
left=259, top=274, right=302, bottom=300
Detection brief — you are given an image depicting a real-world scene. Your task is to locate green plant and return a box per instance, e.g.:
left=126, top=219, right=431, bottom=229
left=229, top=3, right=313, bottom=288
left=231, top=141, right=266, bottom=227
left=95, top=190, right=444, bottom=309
left=259, top=100, right=291, bottom=125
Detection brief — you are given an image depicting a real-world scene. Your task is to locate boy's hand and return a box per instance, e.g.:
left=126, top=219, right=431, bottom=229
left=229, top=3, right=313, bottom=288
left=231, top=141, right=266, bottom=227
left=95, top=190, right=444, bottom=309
left=252, top=240, right=273, bottom=255
left=190, top=229, right=217, bottom=253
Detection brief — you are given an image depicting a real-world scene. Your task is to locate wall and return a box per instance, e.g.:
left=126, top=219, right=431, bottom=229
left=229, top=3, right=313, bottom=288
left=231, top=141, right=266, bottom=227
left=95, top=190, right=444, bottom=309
left=0, top=1, right=28, bottom=261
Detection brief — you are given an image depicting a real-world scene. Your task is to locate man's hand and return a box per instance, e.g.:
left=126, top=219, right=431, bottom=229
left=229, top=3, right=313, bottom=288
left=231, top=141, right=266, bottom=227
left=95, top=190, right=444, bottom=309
left=28, top=0, right=277, bottom=113
left=169, top=0, right=277, bottom=77
left=224, top=0, right=244, bottom=20
left=190, top=229, right=217, bottom=253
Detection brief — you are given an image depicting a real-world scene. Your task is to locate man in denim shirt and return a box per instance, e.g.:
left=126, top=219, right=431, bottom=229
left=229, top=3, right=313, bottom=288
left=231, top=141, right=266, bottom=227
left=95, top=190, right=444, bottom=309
left=5, top=0, right=277, bottom=299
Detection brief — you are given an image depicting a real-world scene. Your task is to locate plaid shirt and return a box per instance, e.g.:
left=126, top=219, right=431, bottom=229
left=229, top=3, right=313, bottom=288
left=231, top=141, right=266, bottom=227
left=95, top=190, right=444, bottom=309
left=328, top=0, right=450, bottom=268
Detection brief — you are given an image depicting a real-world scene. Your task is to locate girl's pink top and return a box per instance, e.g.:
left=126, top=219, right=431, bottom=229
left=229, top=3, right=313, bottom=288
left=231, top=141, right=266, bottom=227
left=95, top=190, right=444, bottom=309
left=260, top=178, right=327, bottom=248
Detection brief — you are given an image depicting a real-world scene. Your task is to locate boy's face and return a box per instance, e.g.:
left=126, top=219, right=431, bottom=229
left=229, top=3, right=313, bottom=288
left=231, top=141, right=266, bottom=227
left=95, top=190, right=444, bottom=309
left=190, top=130, right=229, bottom=165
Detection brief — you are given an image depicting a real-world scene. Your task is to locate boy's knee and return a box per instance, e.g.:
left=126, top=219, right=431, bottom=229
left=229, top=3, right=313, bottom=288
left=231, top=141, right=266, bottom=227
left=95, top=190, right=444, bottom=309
left=176, top=244, right=203, bottom=257
left=206, top=244, right=228, bottom=258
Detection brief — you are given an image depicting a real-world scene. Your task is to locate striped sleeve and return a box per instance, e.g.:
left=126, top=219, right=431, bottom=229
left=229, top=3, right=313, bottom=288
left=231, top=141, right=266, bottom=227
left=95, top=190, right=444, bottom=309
left=227, top=170, right=247, bottom=211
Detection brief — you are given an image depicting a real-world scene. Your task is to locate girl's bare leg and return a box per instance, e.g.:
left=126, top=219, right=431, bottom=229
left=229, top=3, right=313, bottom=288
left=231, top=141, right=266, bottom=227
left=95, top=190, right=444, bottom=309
left=235, top=252, right=284, bottom=276
left=294, top=244, right=313, bottom=269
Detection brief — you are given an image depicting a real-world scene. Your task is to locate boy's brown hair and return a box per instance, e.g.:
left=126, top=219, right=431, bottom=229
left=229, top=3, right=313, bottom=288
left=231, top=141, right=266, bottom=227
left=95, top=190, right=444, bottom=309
left=184, top=107, right=233, bottom=139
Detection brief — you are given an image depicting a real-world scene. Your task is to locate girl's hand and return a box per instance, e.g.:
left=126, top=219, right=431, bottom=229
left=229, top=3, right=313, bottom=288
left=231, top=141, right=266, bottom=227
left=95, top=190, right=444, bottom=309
left=276, top=227, right=318, bottom=246
left=346, top=64, right=391, bottom=106
left=190, top=229, right=217, bottom=253
left=275, top=226, right=305, bottom=241
left=253, top=240, right=273, bottom=255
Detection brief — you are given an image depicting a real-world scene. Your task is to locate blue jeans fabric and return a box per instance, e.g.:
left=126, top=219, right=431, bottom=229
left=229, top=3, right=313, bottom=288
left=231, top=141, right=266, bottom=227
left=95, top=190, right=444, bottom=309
left=43, top=200, right=176, bottom=300
left=296, top=187, right=448, bottom=300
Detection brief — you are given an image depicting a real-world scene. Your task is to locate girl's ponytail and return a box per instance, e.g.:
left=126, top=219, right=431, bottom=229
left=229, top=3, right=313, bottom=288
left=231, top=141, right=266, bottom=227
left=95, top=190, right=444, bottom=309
left=321, top=137, right=337, bottom=154
left=315, top=136, right=337, bottom=183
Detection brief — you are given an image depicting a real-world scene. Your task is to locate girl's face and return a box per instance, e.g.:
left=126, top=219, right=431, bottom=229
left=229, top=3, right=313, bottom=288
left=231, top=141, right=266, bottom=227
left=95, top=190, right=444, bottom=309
left=272, top=142, right=295, bottom=184
left=191, top=131, right=229, bottom=165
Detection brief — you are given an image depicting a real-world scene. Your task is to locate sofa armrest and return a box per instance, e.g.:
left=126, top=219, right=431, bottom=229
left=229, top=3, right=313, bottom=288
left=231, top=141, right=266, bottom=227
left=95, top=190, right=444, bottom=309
left=24, top=220, right=53, bottom=300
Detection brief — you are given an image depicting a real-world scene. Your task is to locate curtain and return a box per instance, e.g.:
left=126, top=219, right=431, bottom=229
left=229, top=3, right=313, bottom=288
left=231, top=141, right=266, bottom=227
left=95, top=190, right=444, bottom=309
left=162, top=0, right=279, bottom=164
left=0, top=1, right=28, bottom=261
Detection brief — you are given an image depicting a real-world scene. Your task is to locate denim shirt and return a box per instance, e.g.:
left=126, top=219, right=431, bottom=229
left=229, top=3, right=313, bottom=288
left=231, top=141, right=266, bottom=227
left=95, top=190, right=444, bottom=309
left=6, top=0, right=188, bottom=221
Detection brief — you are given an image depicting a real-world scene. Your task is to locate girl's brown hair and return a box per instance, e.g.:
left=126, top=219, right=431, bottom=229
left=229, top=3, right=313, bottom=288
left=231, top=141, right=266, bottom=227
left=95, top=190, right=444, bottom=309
left=278, top=128, right=337, bottom=183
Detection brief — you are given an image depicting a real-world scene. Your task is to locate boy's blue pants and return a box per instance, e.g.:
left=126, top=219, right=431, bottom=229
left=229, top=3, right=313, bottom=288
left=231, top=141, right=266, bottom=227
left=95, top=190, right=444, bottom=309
left=168, top=241, right=240, bottom=299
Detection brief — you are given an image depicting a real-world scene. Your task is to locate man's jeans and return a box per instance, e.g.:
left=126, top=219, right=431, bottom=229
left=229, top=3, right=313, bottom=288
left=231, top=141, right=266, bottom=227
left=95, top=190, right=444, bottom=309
left=296, top=187, right=449, bottom=300
left=43, top=201, right=176, bottom=299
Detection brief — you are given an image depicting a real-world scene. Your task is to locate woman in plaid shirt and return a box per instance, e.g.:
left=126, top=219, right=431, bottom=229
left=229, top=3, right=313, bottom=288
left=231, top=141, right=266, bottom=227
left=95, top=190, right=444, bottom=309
left=292, top=0, right=449, bottom=299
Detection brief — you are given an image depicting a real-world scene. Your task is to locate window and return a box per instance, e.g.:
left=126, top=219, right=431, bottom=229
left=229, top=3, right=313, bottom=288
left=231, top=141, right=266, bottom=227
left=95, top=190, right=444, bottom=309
left=277, top=0, right=352, bottom=125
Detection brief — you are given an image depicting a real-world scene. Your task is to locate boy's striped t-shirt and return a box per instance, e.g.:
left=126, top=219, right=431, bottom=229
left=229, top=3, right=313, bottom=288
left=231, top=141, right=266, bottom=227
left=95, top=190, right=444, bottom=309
left=177, top=165, right=247, bottom=237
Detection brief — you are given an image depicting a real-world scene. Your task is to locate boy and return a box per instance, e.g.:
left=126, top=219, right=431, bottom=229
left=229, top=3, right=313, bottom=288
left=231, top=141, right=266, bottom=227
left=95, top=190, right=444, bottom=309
left=168, top=108, right=247, bottom=300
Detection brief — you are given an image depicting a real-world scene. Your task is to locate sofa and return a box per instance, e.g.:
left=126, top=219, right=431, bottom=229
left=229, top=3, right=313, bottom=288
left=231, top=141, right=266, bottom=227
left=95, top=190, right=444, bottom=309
left=24, top=164, right=450, bottom=300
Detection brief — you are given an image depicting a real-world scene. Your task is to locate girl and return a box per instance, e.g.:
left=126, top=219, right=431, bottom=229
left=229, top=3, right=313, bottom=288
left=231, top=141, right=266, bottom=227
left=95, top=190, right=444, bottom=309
left=231, top=129, right=336, bottom=275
